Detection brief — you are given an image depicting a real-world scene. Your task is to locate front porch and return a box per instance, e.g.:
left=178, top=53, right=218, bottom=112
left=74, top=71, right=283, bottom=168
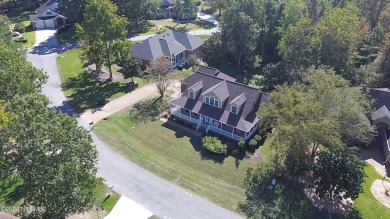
left=170, top=105, right=258, bottom=141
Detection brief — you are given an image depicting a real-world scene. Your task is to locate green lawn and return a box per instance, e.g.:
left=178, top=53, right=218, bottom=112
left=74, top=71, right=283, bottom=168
left=354, top=164, right=390, bottom=218
left=94, top=182, right=120, bottom=212
left=94, top=114, right=258, bottom=212
left=56, top=48, right=149, bottom=113
left=196, top=35, right=211, bottom=41
left=21, top=31, right=35, bottom=48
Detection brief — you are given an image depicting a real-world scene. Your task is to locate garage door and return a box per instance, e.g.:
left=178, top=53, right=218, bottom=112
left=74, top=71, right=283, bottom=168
left=34, top=20, right=45, bottom=29
left=44, top=20, right=55, bottom=29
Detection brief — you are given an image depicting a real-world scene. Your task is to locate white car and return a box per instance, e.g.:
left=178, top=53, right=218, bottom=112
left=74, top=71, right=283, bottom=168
left=11, top=31, right=27, bottom=42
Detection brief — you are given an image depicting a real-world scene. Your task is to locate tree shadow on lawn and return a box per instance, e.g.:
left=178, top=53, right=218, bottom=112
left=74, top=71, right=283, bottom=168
left=0, top=178, right=25, bottom=206
left=62, top=71, right=135, bottom=113
left=161, top=119, right=247, bottom=165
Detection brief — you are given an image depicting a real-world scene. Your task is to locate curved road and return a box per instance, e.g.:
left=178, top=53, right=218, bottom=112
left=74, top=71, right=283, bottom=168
left=27, top=30, right=242, bottom=219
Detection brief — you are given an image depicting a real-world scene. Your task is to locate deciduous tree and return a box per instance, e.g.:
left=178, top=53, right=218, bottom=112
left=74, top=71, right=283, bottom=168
left=311, top=147, right=366, bottom=200
left=59, top=0, right=87, bottom=23
left=259, top=67, right=373, bottom=164
left=0, top=94, right=99, bottom=218
left=201, top=32, right=225, bottom=68
left=76, top=0, right=129, bottom=79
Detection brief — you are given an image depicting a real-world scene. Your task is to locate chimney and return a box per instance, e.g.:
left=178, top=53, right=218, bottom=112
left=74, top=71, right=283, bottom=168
left=181, top=82, right=188, bottom=93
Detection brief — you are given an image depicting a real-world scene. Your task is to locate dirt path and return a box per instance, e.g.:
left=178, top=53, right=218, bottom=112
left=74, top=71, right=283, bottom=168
left=80, top=80, right=180, bottom=125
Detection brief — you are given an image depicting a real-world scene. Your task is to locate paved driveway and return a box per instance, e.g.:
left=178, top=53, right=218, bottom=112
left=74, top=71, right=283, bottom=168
left=28, top=30, right=243, bottom=219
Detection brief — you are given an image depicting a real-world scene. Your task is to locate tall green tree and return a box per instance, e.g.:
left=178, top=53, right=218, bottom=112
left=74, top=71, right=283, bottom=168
left=278, top=18, right=317, bottom=69
left=312, top=147, right=366, bottom=201
left=59, top=0, right=87, bottom=23
left=315, top=3, right=364, bottom=78
left=259, top=66, right=373, bottom=164
left=113, top=0, right=150, bottom=28
left=1, top=94, right=98, bottom=218
left=76, top=0, right=129, bottom=79
left=201, top=32, right=225, bottom=68
left=221, top=0, right=263, bottom=71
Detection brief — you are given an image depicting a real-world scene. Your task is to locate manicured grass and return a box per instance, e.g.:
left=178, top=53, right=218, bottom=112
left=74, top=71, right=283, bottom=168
left=21, top=31, right=35, bottom=48
left=56, top=48, right=149, bottom=112
left=354, top=164, right=390, bottom=219
left=94, top=114, right=258, bottom=212
left=93, top=182, right=120, bottom=212
left=196, top=35, right=211, bottom=41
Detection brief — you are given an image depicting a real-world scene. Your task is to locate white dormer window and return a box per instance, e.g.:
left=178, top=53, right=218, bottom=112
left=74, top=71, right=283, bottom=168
left=205, top=96, right=219, bottom=108
left=189, top=91, right=195, bottom=99
left=231, top=105, right=238, bottom=114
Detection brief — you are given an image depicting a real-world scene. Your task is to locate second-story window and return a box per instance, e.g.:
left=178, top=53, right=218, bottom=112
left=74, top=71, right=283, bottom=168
left=46, top=11, right=52, bottom=15
left=231, top=105, right=238, bottom=114
left=189, top=91, right=195, bottom=99
left=205, top=96, right=219, bottom=108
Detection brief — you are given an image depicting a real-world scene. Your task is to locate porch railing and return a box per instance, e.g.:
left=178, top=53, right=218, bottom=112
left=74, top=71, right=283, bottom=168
left=171, top=106, right=199, bottom=124
left=209, top=125, right=242, bottom=141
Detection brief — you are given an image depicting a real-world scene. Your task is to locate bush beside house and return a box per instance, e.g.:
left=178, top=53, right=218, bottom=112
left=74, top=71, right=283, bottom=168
left=202, top=136, right=227, bottom=154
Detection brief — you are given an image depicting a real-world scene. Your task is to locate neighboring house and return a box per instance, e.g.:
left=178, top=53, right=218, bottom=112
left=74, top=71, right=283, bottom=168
left=156, top=0, right=198, bottom=20
left=156, top=0, right=174, bottom=18
left=368, top=88, right=390, bottom=165
left=29, top=0, right=66, bottom=29
left=170, top=66, right=268, bottom=141
left=131, top=30, right=204, bottom=69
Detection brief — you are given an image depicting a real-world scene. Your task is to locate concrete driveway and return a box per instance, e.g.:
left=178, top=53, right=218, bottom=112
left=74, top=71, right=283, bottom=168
left=28, top=30, right=243, bottom=219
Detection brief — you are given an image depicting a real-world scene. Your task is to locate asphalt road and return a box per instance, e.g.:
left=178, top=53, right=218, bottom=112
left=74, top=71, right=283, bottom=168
left=27, top=30, right=243, bottom=219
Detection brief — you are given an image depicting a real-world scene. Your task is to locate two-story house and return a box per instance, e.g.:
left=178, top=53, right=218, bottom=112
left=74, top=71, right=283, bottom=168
left=131, top=30, right=204, bottom=69
left=29, top=0, right=66, bottom=29
left=170, top=66, right=269, bottom=141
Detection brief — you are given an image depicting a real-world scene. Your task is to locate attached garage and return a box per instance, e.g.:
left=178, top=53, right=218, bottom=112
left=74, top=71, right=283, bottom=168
left=33, top=20, right=45, bottom=29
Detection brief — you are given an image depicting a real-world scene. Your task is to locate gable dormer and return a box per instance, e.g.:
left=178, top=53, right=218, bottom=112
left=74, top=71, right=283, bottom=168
left=187, top=81, right=203, bottom=99
left=230, top=93, right=246, bottom=114
left=201, top=81, right=229, bottom=108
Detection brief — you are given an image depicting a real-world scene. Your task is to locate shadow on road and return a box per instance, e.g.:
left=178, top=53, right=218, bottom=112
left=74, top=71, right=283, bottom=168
left=29, top=34, right=78, bottom=55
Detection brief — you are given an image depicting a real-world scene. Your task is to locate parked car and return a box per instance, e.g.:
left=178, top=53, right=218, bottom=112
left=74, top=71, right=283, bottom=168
left=11, top=31, right=27, bottom=43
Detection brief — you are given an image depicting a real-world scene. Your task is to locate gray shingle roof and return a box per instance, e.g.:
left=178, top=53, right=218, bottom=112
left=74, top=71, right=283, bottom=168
left=370, top=88, right=390, bottom=110
left=230, top=93, right=246, bottom=106
left=188, top=81, right=203, bottom=92
left=196, top=65, right=236, bottom=82
left=170, top=71, right=268, bottom=132
left=36, top=0, right=56, bottom=16
left=131, top=30, right=204, bottom=60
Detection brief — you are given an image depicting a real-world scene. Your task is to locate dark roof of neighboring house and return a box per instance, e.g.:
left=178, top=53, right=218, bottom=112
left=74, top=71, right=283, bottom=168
left=196, top=65, right=236, bottom=82
left=131, top=30, right=204, bottom=60
left=35, top=0, right=56, bottom=16
left=161, top=0, right=174, bottom=8
left=30, top=13, right=65, bottom=22
left=370, top=88, right=390, bottom=110
left=171, top=71, right=268, bottom=132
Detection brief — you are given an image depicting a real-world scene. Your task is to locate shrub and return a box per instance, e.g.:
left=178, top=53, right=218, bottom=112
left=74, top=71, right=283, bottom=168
left=238, top=140, right=245, bottom=149
left=202, top=136, right=227, bottom=154
left=177, top=63, right=184, bottom=70
left=96, top=97, right=106, bottom=107
left=248, top=139, right=258, bottom=147
left=14, top=22, right=25, bottom=33
left=254, top=134, right=262, bottom=142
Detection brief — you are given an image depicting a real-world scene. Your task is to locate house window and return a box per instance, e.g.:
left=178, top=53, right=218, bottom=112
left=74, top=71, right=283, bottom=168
left=204, top=117, right=209, bottom=123
left=231, top=105, right=238, bottom=114
left=46, top=11, right=52, bottom=15
left=205, top=96, right=210, bottom=104
left=189, top=91, right=195, bottom=99
left=205, top=96, right=219, bottom=108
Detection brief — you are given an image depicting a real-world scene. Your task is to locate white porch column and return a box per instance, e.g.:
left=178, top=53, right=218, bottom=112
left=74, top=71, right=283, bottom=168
left=232, top=126, right=234, bottom=138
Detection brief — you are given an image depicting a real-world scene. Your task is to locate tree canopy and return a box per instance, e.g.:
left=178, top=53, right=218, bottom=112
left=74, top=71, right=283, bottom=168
left=0, top=14, right=99, bottom=218
left=76, top=0, right=129, bottom=79
left=259, top=66, right=373, bottom=164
